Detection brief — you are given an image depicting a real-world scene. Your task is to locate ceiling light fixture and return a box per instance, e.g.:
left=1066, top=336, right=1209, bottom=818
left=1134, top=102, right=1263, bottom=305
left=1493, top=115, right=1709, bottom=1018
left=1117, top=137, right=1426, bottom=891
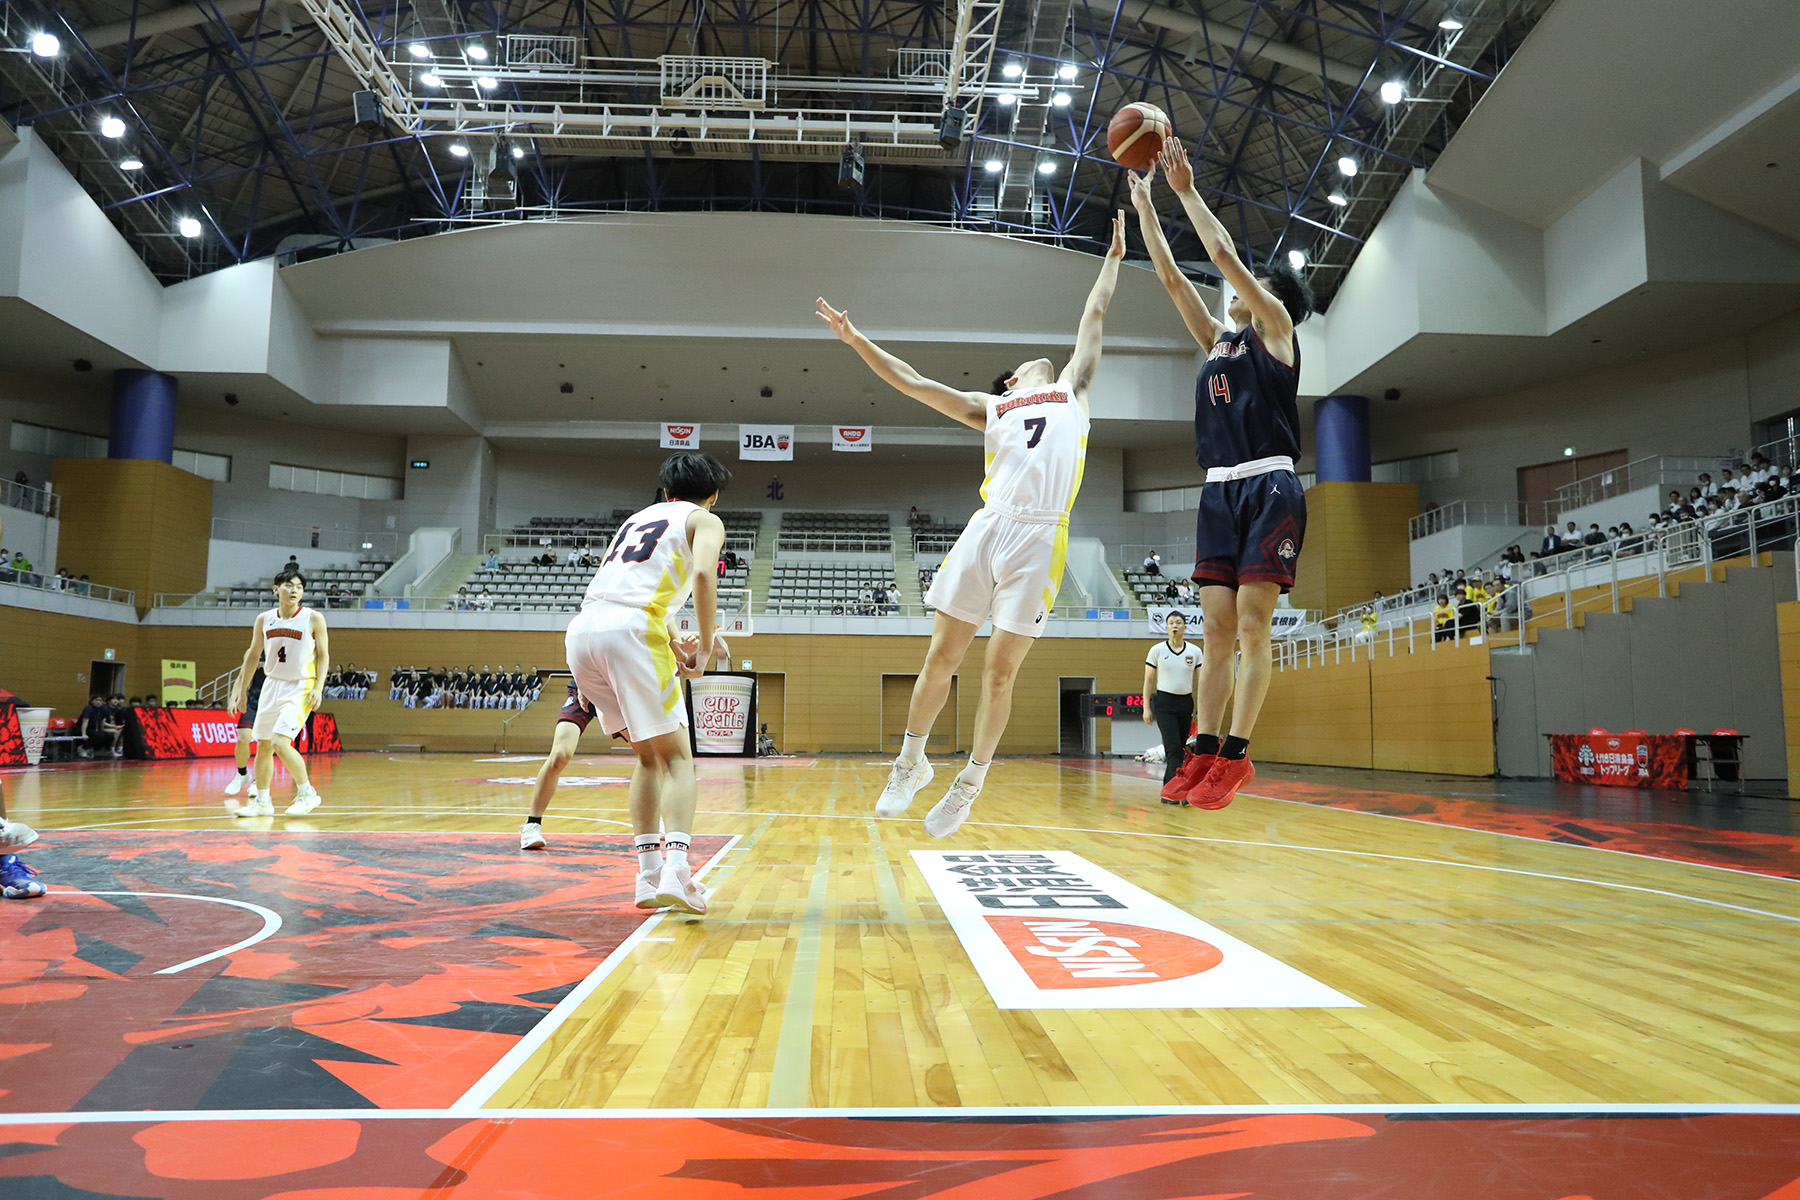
left=100, top=116, right=126, bottom=138
left=1380, top=80, right=1404, bottom=104
left=29, top=32, right=60, bottom=57
left=1439, top=14, right=1464, bottom=29
left=1337, top=156, right=1359, bottom=176
left=448, top=142, right=469, bottom=157
left=996, top=93, right=1016, bottom=107
left=1001, top=62, right=1023, bottom=79
left=1287, top=249, right=1307, bottom=270
left=983, top=159, right=1003, bottom=173
left=1327, top=190, right=1347, bottom=206
left=419, top=71, right=442, bottom=87
left=511, top=144, right=525, bottom=159
left=1058, top=63, right=1078, bottom=80
left=1037, top=160, right=1056, bottom=175
left=119, top=157, right=144, bottom=171
left=408, top=41, right=430, bottom=57
left=178, top=217, right=202, bottom=238
left=476, top=75, right=497, bottom=90
left=466, top=42, right=488, bottom=60
left=1051, top=92, right=1071, bottom=107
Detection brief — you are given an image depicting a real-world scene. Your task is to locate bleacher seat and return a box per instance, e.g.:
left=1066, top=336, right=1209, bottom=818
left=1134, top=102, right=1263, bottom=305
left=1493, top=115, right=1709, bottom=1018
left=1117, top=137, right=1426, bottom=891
left=767, top=558, right=899, bottom=614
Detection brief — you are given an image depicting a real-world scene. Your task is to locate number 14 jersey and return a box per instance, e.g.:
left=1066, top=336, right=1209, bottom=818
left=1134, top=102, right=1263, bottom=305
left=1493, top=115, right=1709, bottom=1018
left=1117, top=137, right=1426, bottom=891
left=980, top=380, right=1090, bottom=520
left=583, top=499, right=702, bottom=618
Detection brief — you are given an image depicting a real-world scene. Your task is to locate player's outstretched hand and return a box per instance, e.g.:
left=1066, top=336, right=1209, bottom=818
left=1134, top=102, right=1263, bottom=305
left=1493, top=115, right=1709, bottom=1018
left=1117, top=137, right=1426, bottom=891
left=1127, top=167, right=1155, bottom=212
left=815, top=297, right=856, bottom=343
left=1107, top=209, right=1126, bottom=260
left=676, top=651, right=706, bottom=680
left=1157, top=137, right=1194, bottom=194
left=711, top=632, right=731, bottom=661
left=672, top=632, right=702, bottom=662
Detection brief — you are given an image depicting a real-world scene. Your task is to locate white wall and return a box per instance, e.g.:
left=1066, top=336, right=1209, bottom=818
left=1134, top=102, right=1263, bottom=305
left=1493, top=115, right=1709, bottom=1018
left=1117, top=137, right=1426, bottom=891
left=1411, top=523, right=1530, bottom=585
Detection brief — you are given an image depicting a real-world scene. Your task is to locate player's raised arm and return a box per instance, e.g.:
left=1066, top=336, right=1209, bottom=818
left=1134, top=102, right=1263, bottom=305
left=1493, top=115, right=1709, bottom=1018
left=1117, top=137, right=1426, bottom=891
left=229, top=615, right=266, bottom=714
left=1065, top=210, right=1127, bottom=407
left=684, top=508, right=727, bottom=679
left=1128, top=168, right=1222, bottom=349
left=816, top=299, right=988, bottom=431
left=1158, top=138, right=1294, bottom=352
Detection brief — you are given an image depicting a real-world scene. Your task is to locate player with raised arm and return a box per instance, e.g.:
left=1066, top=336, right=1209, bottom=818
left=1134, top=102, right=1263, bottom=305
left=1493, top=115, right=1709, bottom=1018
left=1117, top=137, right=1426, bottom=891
left=228, top=566, right=330, bottom=817
left=564, top=453, right=731, bottom=914
left=1129, top=141, right=1315, bottom=810
left=816, top=211, right=1127, bottom=837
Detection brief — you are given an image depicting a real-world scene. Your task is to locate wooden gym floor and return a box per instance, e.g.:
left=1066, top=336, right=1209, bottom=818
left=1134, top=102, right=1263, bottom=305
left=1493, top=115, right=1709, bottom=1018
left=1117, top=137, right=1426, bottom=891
left=2, top=750, right=1797, bottom=1197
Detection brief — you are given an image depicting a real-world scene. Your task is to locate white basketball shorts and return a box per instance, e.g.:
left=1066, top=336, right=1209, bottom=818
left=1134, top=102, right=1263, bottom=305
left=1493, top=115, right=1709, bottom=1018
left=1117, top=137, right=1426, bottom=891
left=564, top=603, right=688, bottom=743
left=253, top=676, right=313, bottom=742
left=925, top=507, right=1068, bottom=639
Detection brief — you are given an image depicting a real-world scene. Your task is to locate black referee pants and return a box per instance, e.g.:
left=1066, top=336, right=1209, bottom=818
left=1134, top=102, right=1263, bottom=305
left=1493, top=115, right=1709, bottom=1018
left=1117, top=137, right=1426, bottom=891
left=1152, top=690, right=1194, bottom=783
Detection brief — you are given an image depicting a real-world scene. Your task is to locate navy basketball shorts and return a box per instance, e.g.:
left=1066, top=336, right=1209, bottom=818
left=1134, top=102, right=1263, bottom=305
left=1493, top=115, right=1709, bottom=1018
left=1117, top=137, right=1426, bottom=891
left=1192, top=471, right=1307, bottom=593
left=556, top=682, right=597, bottom=732
left=236, top=670, right=266, bottom=731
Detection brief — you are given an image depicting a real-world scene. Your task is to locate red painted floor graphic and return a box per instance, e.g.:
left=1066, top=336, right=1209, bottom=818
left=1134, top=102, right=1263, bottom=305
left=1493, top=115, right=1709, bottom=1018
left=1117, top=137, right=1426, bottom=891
left=1244, top=778, right=1800, bottom=880
left=0, top=1112, right=1796, bottom=1199
left=0, top=832, right=729, bottom=1113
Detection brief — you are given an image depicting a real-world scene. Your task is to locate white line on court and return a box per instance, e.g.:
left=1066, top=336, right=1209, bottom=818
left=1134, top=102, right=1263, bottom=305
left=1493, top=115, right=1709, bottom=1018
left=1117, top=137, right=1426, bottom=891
left=447, top=832, right=743, bottom=1114
left=0, top=1102, right=1796, bottom=1126
left=57, top=891, right=283, bottom=974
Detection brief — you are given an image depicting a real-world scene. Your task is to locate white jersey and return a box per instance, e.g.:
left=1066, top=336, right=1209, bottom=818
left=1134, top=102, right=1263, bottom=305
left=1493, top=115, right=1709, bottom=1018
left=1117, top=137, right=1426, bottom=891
left=262, top=606, right=318, bottom=682
left=583, top=500, right=701, bottom=617
left=980, top=380, right=1090, bottom=520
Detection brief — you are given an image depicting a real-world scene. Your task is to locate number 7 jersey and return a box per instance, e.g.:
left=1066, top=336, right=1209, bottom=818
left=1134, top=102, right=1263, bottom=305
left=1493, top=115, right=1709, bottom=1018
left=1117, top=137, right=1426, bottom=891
left=583, top=499, right=702, bottom=617
left=980, top=380, right=1090, bottom=519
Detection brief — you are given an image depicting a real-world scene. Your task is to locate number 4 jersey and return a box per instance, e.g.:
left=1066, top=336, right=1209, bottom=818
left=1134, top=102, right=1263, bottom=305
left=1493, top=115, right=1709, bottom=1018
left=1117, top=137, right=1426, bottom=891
left=262, top=606, right=317, bottom=682
left=980, top=379, right=1090, bottom=520
left=583, top=500, right=702, bottom=618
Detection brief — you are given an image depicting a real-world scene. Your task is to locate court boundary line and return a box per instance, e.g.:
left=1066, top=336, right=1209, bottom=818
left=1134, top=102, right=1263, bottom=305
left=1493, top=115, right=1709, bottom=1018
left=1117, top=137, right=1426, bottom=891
left=2, top=1102, right=1797, bottom=1126
left=447, top=832, right=743, bottom=1114
left=1043, top=757, right=1800, bottom=885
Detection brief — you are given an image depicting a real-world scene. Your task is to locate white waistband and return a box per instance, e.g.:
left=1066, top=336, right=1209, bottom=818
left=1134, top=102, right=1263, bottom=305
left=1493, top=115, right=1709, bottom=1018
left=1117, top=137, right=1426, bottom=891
left=1205, top=455, right=1296, bottom=483
left=982, top=499, right=1070, bottom=526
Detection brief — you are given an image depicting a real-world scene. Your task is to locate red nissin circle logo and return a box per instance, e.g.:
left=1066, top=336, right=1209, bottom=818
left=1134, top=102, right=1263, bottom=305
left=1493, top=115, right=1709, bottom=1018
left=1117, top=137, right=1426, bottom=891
left=838, top=428, right=866, bottom=442
left=985, top=916, right=1223, bottom=988
left=668, top=425, right=694, bottom=439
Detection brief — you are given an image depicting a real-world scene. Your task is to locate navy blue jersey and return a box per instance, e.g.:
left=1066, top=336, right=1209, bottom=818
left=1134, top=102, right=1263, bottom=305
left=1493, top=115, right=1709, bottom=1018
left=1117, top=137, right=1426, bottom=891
left=1193, top=326, right=1302, bottom=469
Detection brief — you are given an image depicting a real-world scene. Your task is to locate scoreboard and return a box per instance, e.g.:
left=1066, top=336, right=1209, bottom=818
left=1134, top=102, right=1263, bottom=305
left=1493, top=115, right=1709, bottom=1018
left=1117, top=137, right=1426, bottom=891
left=1081, top=693, right=1146, bottom=719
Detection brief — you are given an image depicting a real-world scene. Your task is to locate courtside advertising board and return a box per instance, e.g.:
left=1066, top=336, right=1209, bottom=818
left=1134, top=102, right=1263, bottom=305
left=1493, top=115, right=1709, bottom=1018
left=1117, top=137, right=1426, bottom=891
left=912, top=850, right=1360, bottom=1009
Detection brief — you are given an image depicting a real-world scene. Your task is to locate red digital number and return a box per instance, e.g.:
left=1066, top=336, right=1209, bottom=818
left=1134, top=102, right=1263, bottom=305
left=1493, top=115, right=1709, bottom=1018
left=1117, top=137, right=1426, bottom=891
left=1104, top=704, right=1115, bottom=716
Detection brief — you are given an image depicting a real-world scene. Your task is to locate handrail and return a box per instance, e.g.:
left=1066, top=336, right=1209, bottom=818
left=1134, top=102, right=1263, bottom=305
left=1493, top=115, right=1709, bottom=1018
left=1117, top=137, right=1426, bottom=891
left=774, top=533, right=894, bottom=553
left=1553, top=455, right=1713, bottom=510
left=2, top=569, right=134, bottom=605
left=0, top=478, right=59, bottom=519
left=209, top=518, right=398, bottom=559
left=1408, top=498, right=1555, bottom=540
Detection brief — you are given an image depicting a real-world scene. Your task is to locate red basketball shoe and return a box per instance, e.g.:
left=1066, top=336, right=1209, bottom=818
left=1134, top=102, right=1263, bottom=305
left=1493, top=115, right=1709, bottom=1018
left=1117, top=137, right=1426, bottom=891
left=1187, top=756, right=1254, bottom=810
left=1159, top=753, right=1216, bottom=804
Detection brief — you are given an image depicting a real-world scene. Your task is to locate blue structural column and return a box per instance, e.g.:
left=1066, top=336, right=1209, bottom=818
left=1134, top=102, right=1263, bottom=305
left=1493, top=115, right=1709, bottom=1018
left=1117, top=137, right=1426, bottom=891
left=1313, top=395, right=1371, bottom=483
left=110, top=370, right=178, bottom=462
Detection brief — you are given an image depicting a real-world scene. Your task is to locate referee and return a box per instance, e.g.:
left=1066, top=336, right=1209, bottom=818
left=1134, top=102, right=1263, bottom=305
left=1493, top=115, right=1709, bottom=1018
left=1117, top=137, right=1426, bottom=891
left=1142, top=612, right=1203, bottom=799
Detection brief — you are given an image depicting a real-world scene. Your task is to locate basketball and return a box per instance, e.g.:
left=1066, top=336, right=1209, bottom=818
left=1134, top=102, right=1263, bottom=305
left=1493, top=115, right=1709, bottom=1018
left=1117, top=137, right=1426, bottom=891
left=1107, top=102, right=1171, bottom=170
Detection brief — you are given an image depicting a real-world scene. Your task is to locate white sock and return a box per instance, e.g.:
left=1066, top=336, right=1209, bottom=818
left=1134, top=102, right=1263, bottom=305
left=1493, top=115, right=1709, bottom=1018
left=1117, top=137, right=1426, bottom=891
left=634, top=833, right=663, bottom=874
left=662, top=831, right=691, bottom=869
left=899, top=731, right=928, bottom=765
left=959, top=758, right=991, bottom=789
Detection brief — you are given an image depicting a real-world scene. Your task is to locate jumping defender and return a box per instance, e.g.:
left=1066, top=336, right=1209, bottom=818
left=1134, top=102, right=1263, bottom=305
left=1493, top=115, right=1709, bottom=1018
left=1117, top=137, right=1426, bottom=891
left=564, top=453, right=731, bottom=914
left=1129, top=142, right=1315, bottom=809
left=816, top=210, right=1127, bottom=837
left=227, top=566, right=330, bottom=817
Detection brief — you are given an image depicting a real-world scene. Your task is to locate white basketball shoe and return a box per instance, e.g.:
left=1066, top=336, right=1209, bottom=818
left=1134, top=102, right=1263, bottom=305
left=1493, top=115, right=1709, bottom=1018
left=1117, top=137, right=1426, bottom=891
left=923, top=777, right=983, bottom=839
left=233, top=791, right=275, bottom=818
left=875, top=756, right=934, bottom=817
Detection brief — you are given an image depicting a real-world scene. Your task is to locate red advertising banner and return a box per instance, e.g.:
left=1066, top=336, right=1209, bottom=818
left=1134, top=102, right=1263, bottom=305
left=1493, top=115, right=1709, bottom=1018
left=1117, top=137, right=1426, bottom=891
left=132, top=709, right=341, bottom=760
left=1548, top=733, right=1688, bottom=789
left=0, top=705, right=23, bottom=766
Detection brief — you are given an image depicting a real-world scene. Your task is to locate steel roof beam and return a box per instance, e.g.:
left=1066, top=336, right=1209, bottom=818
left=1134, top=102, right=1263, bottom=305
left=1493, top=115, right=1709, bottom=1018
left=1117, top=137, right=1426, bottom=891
left=82, top=0, right=269, bottom=49
left=1086, top=0, right=1365, bottom=89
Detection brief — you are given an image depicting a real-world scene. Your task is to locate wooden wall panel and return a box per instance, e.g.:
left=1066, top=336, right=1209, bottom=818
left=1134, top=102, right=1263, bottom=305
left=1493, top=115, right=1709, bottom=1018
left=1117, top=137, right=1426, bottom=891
left=1288, top=482, right=1417, bottom=617
left=52, top=459, right=213, bottom=610
left=1254, top=652, right=1373, bottom=769
left=0, top=609, right=142, bottom=714
left=1778, top=602, right=1800, bottom=796
left=1370, top=640, right=1494, bottom=774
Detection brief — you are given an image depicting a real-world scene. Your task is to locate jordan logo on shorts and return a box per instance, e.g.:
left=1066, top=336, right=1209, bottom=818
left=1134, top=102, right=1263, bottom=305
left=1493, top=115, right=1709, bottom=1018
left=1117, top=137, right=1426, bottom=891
left=1270, top=483, right=1281, bottom=495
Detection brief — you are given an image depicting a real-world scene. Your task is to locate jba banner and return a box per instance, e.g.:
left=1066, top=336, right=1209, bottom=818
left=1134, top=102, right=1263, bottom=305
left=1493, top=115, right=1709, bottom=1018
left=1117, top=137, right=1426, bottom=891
left=738, top=425, right=794, bottom=461
left=161, top=659, right=197, bottom=704
left=1147, top=605, right=1310, bottom=638
left=684, top=673, right=757, bottom=756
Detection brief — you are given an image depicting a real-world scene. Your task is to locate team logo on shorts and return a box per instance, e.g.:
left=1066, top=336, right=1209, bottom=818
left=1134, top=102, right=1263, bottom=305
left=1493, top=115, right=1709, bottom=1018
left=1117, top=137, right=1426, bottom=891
left=1036, top=611, right=1047, bottom=625
left=1277, top=539, right=1297, bottom=560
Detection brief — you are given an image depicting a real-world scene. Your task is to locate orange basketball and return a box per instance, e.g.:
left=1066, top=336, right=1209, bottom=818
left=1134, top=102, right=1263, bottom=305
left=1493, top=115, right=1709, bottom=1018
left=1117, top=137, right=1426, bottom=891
left=1107, top=102, right=1171, bottom=170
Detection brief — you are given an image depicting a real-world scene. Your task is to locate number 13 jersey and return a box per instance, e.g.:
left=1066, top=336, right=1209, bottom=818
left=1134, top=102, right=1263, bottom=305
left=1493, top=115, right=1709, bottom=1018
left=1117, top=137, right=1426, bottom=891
left=981, top=381, right=1090, bottom=520
left=583, top=499, right=701, bottom=617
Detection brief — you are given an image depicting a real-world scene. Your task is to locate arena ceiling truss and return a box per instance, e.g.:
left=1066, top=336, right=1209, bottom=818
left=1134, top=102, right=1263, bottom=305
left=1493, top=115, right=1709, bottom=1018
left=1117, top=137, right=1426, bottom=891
left=1, top=0, right=1550, bottom=298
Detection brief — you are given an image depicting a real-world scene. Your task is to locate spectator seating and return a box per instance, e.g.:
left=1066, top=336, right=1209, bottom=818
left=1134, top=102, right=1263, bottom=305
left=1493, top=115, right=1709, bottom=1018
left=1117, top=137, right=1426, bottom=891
left=776, top=512, right=891, bottom=552
left=767, top=560, right=899, bottom=614
left=459, top=556, right=751, bottom=611
left=205, top=560, right=390, bottom=607
left=912, top=519, right=966, bottom=558
left=499, top=510, right=761, bottom=551
left=1122, top=569, right=1193, bottom=607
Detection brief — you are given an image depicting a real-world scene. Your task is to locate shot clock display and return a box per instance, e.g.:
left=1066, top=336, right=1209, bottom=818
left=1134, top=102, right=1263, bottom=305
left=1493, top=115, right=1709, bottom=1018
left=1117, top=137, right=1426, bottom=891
left=1081, top=693, right=1145, bottom=719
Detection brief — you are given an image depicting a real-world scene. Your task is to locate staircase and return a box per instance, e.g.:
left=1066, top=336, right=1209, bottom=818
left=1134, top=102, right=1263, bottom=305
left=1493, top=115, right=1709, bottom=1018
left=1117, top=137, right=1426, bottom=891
left=419, top=553, right=482, bottom=602
left=747, top=517, right=778, bottom=613
left=892, top=522, right=924, bottom=606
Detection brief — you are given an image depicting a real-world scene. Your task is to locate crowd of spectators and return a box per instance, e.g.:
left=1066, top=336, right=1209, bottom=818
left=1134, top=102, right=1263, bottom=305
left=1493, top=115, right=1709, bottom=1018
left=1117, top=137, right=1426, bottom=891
left=388, top=665, right=542, bottom=709
left=322, top=667, right=375, bottom=699
left=832, top=582, right=902, bottom=616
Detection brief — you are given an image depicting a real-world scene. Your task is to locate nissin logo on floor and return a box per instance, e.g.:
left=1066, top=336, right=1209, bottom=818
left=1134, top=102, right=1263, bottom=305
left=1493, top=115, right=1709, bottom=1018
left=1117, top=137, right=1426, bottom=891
left=912, top=849, right=1361, bottom=1010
